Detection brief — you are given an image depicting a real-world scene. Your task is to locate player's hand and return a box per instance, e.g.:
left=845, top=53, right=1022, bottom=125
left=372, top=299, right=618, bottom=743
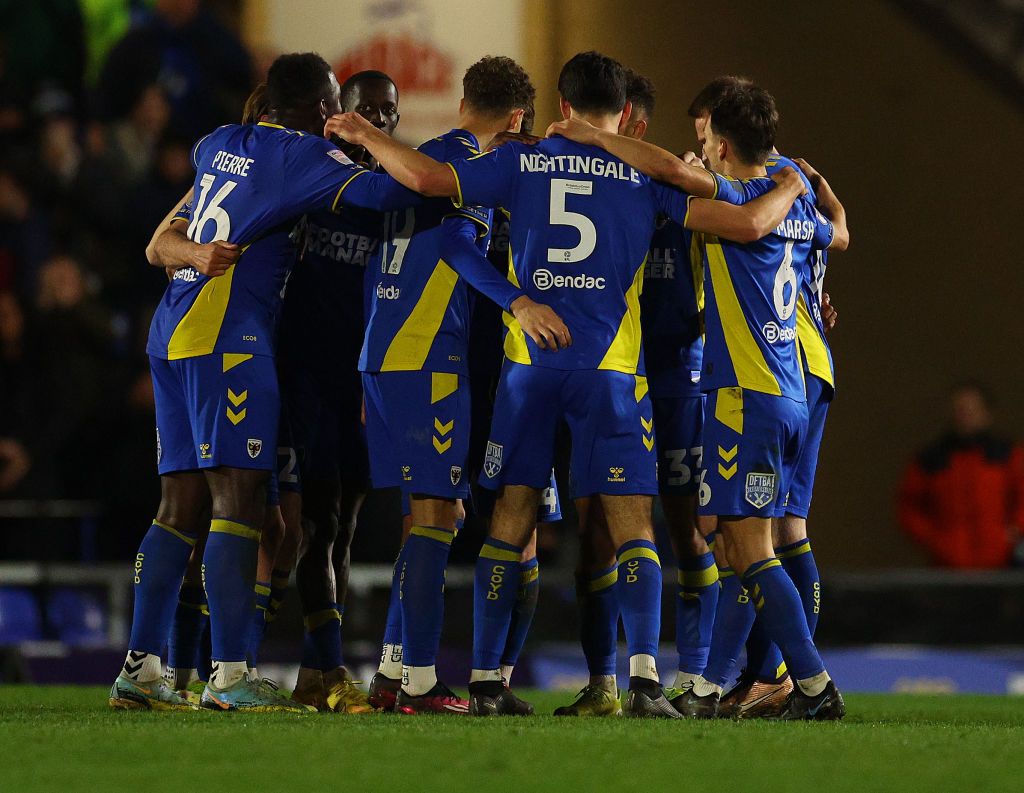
left=822, top=292, right=837, bottom=333
left=190, top=240, right=240, bottom=277
left=324, top=112, right=378, bottom=145
left=545, top=117, right=600, bottom=145
left=772, top=166, right=808, bottom=197
left=486, top=131, right=541, bottom=151
left=511, top=296, right=572, bottom=351
left=681, top=151, right=704, bottom=167
left=792, top=157, right=821, bottom=183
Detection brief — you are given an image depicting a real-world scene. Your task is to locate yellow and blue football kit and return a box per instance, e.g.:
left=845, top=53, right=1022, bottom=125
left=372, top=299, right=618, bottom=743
left=360, top=129, right=521, bottom=499
left=642, top=216, right=706, bottom=497
left=448, top=136, right=742, bottom=497
left=148, top=121, right=418, bottom=474
left=765, top=154, right=835, bottom=518
left=698, top=172, right=834, bottom=518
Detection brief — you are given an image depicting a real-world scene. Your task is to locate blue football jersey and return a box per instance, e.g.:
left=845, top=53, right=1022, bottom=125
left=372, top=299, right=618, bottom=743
left=147, top=121, right=415, bottom=361
left=765, top=154, right=834, bottom=392
left=359, top=129, right=492, bottom=376
left=642, top=216, right=703, bottom=398
left=699, top=175, right=834, bottom=401
left=448, top=136, right=741, bottom=374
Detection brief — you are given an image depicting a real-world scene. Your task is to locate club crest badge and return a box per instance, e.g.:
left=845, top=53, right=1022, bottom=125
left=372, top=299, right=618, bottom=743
left=483, top=442, right=503, bottom=478
left=247, top=438, right=263, bottom=459
left=450, top=466, right=462, bottom=486
left=744, top=472, right=776, bottom=509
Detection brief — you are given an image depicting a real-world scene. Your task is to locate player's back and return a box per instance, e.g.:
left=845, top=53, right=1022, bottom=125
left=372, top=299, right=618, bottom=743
left=359, top=129, right=487, bottom=376
left=148, top=122, right=357, bottom=361
left=490, top=135, right=676, bottom=374
left=700, top=176, right=833, bottom=402
left=765, top=153, right=834, bottom=392
left=642, top=216, right=703, bottom=396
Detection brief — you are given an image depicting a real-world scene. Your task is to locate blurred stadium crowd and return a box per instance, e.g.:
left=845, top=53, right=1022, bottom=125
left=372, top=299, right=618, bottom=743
left=0, top=1, right=258, bottom=558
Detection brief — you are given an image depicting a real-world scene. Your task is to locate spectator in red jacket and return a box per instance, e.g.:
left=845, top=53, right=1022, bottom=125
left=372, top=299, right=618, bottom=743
left=898, top=382, right=1024, bottom=568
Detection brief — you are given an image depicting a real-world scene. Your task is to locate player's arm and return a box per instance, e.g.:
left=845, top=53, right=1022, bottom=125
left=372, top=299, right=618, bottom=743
left=440, top=216, right=571, bottom=350
left=325, top=112, right=457, bottom=197
left=145, top=188, right=239, bottom=277
left=658, top=168, right=806, bottom=243
left=545, top=118, right=724, bottom=199
left=793, top=158, right=849, bottom=251
left=331, top=168, right=424, bottom=212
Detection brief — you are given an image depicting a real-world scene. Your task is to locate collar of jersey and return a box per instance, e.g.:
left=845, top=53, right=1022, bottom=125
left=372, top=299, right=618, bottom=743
left=257, top=121, right=305, bottom=136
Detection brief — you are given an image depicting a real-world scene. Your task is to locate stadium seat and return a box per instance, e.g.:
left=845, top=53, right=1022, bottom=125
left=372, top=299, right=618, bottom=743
left=0, top=588, right=44, bottom=644
left=47, top=588, right=107, bottom=646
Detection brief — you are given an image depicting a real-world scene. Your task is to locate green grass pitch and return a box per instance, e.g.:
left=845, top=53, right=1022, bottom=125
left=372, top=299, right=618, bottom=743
left=1, top=687, right=1021, bottom=792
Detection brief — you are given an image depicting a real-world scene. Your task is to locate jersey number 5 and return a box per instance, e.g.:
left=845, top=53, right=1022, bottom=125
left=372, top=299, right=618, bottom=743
left=548, top=179, right=596, bottom=264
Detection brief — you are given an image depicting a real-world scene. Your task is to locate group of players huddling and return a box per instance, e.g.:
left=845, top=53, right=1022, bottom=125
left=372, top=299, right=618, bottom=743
left=108, top=46, right=849, bottom=721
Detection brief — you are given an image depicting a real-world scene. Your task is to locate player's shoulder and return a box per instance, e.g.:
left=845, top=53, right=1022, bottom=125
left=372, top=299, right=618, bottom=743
left=766, top=152, right=816, bottom=199
left=419, top=129, right=482, bottom=162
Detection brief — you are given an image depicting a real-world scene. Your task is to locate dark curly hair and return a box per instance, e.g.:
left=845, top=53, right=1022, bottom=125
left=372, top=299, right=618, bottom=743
left=463, top=55, right=535, bottom=117
left=708, top=83, right=778, bottom=165
left=625, top=70, right=656, bottom=120
left=265, top=52, right=333, bottom=116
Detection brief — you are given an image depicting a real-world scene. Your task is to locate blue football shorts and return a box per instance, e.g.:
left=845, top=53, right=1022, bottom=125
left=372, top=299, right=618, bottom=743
left=699, top=387, right=807, bottom=519
left=363, top=370, right=471, bottom=499
left=775, top=374, right=831, bottom=519
left=479, top=361, right=657, bottom=498
left=152, top=352, right=278, bottom=475
left=652, top=394, right=705, bottom=496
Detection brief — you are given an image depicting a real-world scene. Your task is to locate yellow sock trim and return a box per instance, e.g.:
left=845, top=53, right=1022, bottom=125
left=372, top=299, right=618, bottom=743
left=479, top=542, right=521, bottom=562
left=410, top=525, right=456, bottom=545
left=304, top=608, right=341, bottom=631
left=588, top=568, right=618, bottom=592
left=678, top=564, right=719, bottom=588
left=776, top=540, right=813, bottom=559
left=254, top=584, right=271, bottom=596
left=617, top=547, right=661, bottom=567
left=153, top=520, right=196, bottom=547
left=210, top=518, right=261, bottom=542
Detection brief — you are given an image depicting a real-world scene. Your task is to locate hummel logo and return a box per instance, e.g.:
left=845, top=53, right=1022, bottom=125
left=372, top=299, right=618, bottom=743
left=123, top=650, right=147, bottom=678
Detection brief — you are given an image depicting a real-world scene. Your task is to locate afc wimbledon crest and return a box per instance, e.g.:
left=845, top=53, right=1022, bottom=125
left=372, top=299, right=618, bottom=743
left=483, top=442, right=503, bottom=478
left=744, top=472, right=776, bottom=509
left=450, top=466, right=462, bottom=486
left=247, top=438, right=263, bottom=459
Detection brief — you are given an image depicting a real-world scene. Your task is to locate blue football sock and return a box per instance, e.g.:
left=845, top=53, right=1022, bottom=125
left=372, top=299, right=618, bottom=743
left=167, top=582, right=206, bottom=672
left=128, top=521, right=197, bottom=655
left=383, top=544, right=408, bottom=647
left=303, top=605, right=342, bottom=671
left=743, top=558, right=824, bottom=681
left=501, top=557, right=539, bottom=669
left=745, top=616, right=788, bottom=682
left=400, top=525, right=455, bottom=667
left=579, top=565, right=618, bottom=677
left=702, top=568, right=756, bottom=688
left=267, top=568, right=290, bottom=625
left=777, top=539, right=820, bottom=635
left=615, top=539, right=662, bottom=659
left=472, top=537, right=523, bottom=670
left=676, top=553, right=719, bottom=675
left=203, top=518, right=261, bottom=663
left=248, top=580, right=271, bottom=667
